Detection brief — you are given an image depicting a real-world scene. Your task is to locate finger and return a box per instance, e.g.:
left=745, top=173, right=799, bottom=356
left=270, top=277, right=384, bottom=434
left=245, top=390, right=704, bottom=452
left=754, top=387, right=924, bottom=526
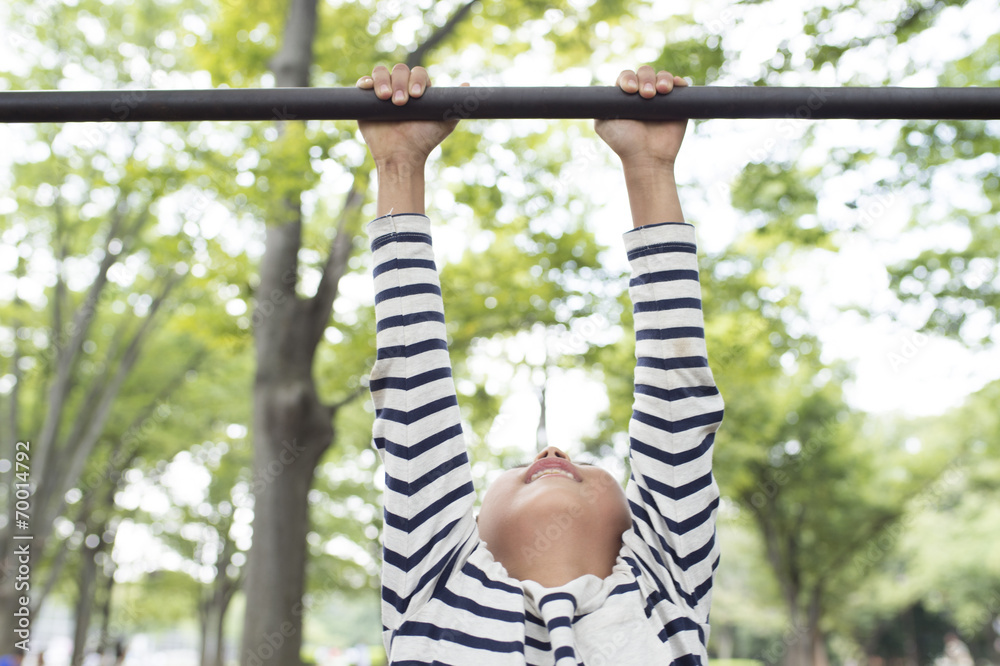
left=409, top=65, right=430, bottom=97
left=371, top=65, right=392, bottom=100
left=636, top=65, right=656, bottom=98
left=656, top=70, right=674, bottom=94
left=616, top=69, right=639, bottom=94
left=390, top=63, right=410, bottom=105
left=356, top=75, right=374, bottom=89
left=674, top=75, right=689, bottom=87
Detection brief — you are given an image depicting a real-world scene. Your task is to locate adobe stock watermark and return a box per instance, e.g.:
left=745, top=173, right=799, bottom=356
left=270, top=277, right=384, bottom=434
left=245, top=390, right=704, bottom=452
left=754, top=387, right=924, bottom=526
left=587, top=625, right=634, bottom=665
left=703, top=7, right=737, bottom=35
left=442, top=82, right=498, bottom=122
left=519, top=470, right=622, bottom=565
left=852, top=190, right=897, bottom=231
left=737, top=418, right=837, bottom=518
left=549, top=314, right=611, bottom=356
left=886, top=329, right=928, bottom=373
left=737, top=88, right=831, bottom=164
left=251, top=269, right=298, bottom=328
left=248, top=438, right=307, bottom=496
left=851, top=457, right=965, bottom=577
left=712, top=317, right=769, bottom=374
left=521, top=504, right=584, bottom=565
left=77, top=401, right=173, bottom=498
left=216, top=267, right=300, bottom=349
left=757, top=620, right=809, bottom=665
left=756, top=620, right=866, bottom=665
left=243, top=598, right=312, bottom=666
left=956, top=590, right=1000, bottom=637
left=8, top=0, right=63, bottom=51
left=963, top=259, right=995, bottom=291
left=10, top=441, right=34, bottom=652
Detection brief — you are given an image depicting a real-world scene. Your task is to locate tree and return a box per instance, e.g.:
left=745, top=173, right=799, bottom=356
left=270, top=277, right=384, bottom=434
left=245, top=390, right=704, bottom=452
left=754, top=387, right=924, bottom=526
left=0, top=0, right=262, bottom=650
left=235, top=1, right=487, bottom=662
left=836, top=379, right=1000, bottom=663
left=4, top=0, right=996, bottom=659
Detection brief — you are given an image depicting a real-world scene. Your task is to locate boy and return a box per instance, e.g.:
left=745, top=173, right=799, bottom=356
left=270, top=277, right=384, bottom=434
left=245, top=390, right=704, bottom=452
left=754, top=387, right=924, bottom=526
left=359, top=64, right=724, bottom=665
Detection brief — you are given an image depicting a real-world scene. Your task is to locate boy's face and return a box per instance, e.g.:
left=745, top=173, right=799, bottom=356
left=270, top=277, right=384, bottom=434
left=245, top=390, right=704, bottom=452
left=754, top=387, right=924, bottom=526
left=476, top=446, right=631, bottom=580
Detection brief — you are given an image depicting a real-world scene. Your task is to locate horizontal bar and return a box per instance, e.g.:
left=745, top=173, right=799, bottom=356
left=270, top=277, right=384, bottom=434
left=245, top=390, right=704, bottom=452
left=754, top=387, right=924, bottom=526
left=1, top=86, right=998, bottom=123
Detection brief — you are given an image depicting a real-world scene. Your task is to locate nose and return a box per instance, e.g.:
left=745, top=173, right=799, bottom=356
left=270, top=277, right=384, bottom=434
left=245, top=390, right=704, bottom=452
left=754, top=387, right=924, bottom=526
left=534, top=446, right=571, bottom=462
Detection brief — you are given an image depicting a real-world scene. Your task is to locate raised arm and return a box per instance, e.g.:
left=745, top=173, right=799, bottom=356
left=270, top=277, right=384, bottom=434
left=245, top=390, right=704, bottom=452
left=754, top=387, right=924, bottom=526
left=359, top=65, right=477, bottom=637
left=357, top=64, right=462, bottom=216
left=595, top=66, right=688, bottom=227
left=597, top=66, right=725, bottom=625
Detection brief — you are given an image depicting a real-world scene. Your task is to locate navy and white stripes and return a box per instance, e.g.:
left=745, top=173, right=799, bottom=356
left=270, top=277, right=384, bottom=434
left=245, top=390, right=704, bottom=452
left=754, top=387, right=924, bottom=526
left=368, top=214, right=723, bottom=665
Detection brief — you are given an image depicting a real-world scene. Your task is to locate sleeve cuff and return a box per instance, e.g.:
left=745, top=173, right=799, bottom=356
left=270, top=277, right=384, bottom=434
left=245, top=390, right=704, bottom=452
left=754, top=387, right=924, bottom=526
left=366, top=213, right=431, bottom=242
left=622, top=221, right=695, bottom=254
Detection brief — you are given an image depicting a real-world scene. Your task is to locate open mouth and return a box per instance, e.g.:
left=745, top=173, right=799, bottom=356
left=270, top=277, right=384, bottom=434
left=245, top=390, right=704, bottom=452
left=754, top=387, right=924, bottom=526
left=524, top=458, right=582, bottom=484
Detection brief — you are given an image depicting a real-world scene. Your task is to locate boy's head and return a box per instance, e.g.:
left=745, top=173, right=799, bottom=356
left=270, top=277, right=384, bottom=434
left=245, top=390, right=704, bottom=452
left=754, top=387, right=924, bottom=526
left=476, top=446, right=631, bottom=585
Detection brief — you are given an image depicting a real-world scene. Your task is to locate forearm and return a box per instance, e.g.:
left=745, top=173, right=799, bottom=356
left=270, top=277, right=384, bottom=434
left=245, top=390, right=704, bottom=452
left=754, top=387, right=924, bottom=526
left=622, top=222, right=723, bottom=617
left=375, top=158, right=426, bottom=217
left=366, top=214, right=477, bottom=625
left=621, top=160, right=684, bottom=228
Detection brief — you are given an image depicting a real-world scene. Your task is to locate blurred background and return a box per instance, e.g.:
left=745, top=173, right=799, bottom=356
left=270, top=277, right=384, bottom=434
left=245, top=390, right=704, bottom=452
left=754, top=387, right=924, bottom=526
left=0, top=0, right=998, bottom=664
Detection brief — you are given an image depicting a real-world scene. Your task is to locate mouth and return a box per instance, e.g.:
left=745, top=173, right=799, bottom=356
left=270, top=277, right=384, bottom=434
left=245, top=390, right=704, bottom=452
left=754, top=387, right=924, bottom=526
left=524, top=458, right=582, bottom=484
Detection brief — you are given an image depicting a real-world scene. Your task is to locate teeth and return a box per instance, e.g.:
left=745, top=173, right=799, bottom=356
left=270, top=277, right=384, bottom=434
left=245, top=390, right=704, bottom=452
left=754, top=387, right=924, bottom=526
left=529, top=468, right=576, bottom=482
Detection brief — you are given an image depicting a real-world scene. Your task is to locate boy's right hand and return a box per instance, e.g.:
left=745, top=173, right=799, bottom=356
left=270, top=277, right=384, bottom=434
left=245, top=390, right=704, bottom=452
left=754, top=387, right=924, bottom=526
left=356, top=64, right=463, bottom=168
left=595, top=66, right=689, bottom=171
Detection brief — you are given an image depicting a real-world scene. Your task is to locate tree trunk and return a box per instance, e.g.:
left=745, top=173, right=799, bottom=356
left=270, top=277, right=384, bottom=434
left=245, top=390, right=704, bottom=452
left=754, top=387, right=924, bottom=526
left=809, top=629, right=830, bottom=666
left=214, top=581, right=234, bottom=666
left=806, top=583, right=830, bottom=666
left=240, top=387, right=330, bottom=664
left=715, top=623, right=736, bottom=659
left=202, top=529, right=239, bottom=666
left=70, top=488, right=120, bottom=665
left=238, top=0, right=476, bottom=662
left=199, top=594, right=211, bottom=666
left=241, top=373, right=330, bottom=665
left=70, top=538, right=102, bottom=666
left=239, top=0, right=337, bottom=663
left=779, top=597, right=811, bottom=666
left=96, top=559, right=117, bottom=657
left=903, top=604, right=919, bottom=666
left=775, top=584, right=828, bottom=666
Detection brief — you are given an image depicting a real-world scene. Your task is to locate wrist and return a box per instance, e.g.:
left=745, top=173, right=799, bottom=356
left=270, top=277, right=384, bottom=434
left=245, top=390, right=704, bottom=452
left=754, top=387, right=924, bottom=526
left=621, top=157, right=676, bottom=178
left=375, top=160, right=426, bottom=217
left=621, top=163, right=683, bottom=228
left=376, top=154, right=426, bottom=177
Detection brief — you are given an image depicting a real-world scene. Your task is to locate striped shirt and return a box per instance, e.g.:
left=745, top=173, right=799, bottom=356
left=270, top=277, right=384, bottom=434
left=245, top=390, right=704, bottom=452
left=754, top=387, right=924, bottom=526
left=368, top=214, right=724, bottom=665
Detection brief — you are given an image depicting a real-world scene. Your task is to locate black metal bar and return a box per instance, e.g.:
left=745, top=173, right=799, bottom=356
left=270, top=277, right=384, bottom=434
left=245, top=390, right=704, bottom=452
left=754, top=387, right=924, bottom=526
left=0, top=86, right=998, bottom=123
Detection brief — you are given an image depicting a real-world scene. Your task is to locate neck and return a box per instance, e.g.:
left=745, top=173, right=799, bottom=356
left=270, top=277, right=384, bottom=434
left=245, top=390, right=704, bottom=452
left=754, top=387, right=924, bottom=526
left=510, top=553, right=617, bottom=588
left=498, top=520, right=623, bottom=588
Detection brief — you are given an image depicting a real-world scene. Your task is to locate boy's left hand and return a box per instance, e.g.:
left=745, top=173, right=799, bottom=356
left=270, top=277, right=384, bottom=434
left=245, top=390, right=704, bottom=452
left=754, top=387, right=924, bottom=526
left=595, top=66, right=689, bottom=170
left=357, top=64, right=464, bottom=168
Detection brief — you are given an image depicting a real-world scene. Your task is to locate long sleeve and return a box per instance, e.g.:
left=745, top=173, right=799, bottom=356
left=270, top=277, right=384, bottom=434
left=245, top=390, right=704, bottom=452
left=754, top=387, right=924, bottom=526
left=367, top=214, right=478, bottom=642
left=622, top=221, right=724, bottom=627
